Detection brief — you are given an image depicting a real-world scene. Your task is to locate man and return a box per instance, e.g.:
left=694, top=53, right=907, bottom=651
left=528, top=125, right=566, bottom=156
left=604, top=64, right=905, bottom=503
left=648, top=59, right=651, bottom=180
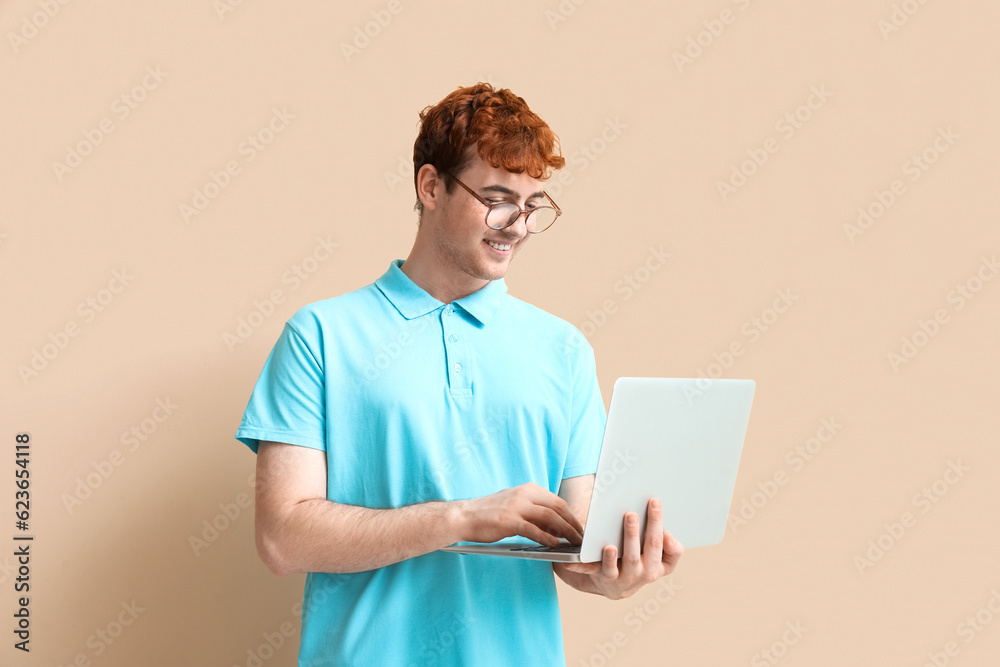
left=235, top=82, right=683, bottom=666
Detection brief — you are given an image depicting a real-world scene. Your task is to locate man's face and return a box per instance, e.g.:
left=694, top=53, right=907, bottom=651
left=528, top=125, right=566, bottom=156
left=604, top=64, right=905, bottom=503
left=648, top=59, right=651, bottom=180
left=426, top=155, right=547, bottom=283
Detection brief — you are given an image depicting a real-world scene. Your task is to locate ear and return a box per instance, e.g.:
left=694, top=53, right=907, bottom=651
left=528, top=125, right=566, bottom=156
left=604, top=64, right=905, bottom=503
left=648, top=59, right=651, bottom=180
left=416, top=163, right=445, bottom=212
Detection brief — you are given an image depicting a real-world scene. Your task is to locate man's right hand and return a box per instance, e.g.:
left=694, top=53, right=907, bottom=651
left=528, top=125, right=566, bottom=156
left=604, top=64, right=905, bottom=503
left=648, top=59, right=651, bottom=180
left=456, top=483, right=584, bottom=547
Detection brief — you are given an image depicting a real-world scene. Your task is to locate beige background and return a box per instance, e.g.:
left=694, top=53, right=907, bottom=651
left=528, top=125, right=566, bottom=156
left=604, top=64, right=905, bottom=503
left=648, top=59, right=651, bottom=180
left=2, top=1, right=998, bottom=665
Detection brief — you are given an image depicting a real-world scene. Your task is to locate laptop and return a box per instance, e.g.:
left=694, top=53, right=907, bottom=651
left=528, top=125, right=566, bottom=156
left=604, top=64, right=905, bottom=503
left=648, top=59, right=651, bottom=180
left=439, top=377, right=755, bottom=562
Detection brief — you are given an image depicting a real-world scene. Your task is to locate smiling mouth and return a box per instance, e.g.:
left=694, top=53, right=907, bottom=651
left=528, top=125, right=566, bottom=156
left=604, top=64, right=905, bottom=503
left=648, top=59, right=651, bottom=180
left=485, top=240, right=513, bottom=252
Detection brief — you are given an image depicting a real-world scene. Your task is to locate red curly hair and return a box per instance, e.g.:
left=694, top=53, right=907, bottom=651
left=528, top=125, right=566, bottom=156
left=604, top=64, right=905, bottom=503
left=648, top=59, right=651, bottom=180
left=412, top=82, right=565, bottom=215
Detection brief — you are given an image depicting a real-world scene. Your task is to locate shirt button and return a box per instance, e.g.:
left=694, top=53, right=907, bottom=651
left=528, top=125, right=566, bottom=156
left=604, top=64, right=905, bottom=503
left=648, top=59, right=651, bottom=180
left=449, top=334, right=458, bottom=342
left=453, top=363, right=462, bottom=373
left=445, top=307, right=452, bottom=315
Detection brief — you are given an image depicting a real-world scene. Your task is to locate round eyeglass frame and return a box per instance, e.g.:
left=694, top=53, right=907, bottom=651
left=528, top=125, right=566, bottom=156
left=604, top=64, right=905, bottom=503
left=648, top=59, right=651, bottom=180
left=446, top=172, right=562, bottom=234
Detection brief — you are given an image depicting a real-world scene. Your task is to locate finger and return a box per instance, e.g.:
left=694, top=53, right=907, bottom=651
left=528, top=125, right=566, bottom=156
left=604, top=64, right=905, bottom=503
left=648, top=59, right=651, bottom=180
left=619, top=512, right=642, bottom=574
left=662, top=531, right=684, bottom=572
left=602, top=544, right=619, bottom=579
left=530, top=492, right=585, bottom=535
left=525, top=504, right=583, bottom=544
left=516, top=519, right=563, bottom=547
left=643, top=498, right=664, bottom=570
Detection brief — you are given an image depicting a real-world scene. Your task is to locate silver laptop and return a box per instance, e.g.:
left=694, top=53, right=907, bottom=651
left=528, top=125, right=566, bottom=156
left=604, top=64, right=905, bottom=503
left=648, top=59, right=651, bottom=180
left=439, top=377, right=755, bottom=562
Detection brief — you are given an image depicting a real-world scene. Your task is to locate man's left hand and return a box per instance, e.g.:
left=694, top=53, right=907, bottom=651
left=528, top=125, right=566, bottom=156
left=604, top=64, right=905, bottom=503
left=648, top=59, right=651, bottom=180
left=555, top=498, right=683, bottom=600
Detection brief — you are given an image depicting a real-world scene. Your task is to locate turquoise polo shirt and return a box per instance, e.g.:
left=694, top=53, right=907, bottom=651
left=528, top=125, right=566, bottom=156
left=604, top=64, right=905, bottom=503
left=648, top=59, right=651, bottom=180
left=235, top=259, right=606, bottom=667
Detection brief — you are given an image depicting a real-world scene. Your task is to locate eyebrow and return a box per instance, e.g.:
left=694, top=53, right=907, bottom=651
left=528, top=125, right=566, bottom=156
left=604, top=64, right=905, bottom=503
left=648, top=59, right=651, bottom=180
left=480, top=184, right=545, bottom=200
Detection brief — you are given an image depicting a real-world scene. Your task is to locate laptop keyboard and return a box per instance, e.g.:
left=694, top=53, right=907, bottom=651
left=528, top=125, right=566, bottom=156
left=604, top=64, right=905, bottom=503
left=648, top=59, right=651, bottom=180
left=510, top=544, right=582, bottom=554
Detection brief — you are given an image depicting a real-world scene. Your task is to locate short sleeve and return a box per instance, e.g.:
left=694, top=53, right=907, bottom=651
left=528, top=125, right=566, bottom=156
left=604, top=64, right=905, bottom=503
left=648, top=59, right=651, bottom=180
left=235, top=320, right=326, bottom=454
left=560, top=330, right=607, bottom=479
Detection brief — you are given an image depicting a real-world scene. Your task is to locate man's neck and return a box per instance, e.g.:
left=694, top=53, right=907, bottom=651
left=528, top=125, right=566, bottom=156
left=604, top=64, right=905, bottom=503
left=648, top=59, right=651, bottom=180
left=398, top=253, right=489, bottom=304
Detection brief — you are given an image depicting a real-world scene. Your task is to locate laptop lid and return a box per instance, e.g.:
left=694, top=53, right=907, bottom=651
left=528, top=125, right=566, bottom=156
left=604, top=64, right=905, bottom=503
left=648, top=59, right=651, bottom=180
left=577, top=377, right=755, bottom=562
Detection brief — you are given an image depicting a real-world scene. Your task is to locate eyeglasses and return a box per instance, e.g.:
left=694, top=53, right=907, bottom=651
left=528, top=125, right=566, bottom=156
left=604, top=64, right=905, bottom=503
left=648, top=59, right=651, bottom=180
left=446, top=173, right=562, bottom=234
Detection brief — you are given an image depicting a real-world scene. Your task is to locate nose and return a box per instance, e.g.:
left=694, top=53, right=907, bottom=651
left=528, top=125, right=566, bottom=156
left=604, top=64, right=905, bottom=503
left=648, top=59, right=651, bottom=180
left=503, top=211, right=531, bottom=239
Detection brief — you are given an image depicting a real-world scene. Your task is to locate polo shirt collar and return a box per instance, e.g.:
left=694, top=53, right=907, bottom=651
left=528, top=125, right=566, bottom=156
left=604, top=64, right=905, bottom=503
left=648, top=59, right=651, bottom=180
left=453, top=273, right=508, bottom=325
left=375, top=260, right=508, bottom=325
